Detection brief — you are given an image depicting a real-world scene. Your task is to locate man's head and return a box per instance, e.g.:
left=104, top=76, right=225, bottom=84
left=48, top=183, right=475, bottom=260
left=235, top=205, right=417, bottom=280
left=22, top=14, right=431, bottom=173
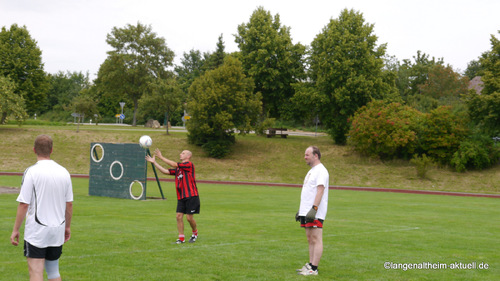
left=34, top=135, right=53, bottom=157
left=180, top=150, right=192, bottom=162
left=304, top=146, right=321, bottom=167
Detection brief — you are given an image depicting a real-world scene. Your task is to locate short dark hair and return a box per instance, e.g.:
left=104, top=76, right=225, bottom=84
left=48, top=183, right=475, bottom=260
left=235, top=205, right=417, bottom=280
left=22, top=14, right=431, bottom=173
left=34, top=135, right=53, bottom=157
left=309, top=146, right=321, bottom=160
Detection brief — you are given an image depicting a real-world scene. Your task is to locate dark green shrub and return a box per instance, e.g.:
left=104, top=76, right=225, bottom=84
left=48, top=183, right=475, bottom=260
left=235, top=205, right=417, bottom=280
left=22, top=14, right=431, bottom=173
left=451, top=134, right=500, bottom=172
left=201, top=139, right=234, bottom=159
left=416, top=106, right=469, bottom=165
left=464, top=91, right=500, bottom=137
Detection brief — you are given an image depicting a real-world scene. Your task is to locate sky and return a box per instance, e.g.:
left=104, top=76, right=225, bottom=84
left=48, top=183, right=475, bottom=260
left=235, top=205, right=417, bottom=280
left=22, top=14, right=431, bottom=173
left=1, top=0, right=499, bottom=80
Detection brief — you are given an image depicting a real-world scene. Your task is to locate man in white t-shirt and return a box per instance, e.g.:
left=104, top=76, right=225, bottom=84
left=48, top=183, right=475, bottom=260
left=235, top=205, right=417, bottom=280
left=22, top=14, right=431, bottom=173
left=11, top=135, right=73, bottom=281
left=296, top=146, right=329, bottom=276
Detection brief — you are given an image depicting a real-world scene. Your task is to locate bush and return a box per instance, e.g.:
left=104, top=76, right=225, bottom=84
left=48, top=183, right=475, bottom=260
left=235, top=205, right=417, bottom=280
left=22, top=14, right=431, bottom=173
left=201, top=138, right=235, bottom=159
left=410, top=154, right=434, bottom=179
left=416, top=106, right=469, bottom=165
left=7, top=119, right=66, bottom=126
left=451, top=134, right=500, bottom=172
left=254, top=117, right=275, bottom=136
left=40, top=108, right=73, bottom=122
left=348, top=101, right=422, bottom=159
left=464, top=91, right=500, bottom=137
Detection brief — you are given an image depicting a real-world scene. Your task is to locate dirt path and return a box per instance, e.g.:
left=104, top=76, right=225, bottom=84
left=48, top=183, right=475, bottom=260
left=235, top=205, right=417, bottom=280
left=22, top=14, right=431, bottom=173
left=0, top=186, right=19, bottom=194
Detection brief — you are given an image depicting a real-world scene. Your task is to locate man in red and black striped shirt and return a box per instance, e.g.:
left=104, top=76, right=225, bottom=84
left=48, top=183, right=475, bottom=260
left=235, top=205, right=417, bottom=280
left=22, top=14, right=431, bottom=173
left=146, top=149, right=200, bottom=244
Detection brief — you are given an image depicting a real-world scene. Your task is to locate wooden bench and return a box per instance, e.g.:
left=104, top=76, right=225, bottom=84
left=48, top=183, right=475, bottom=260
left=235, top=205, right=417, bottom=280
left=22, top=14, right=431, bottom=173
left=267, top=127, right=288, bottom=138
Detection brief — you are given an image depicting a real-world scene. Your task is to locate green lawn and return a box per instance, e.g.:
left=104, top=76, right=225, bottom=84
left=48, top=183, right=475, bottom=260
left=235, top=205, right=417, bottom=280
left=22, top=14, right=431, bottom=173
left=1, top=176, right=498, bottom=280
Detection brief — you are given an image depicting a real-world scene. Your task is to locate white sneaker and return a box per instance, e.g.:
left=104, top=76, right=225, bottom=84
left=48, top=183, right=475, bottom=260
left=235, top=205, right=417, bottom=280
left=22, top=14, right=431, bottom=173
left=298, top=267, right=318, bottom=276
left=297, top=263, right=318, bottom=275
left=296, top=263, right=310, bottom=272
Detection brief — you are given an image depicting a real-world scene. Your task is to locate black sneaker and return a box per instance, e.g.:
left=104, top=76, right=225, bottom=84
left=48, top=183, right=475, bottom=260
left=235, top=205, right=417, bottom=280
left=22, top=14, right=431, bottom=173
left=174, top=239, right=185, bottom=244
left=188, top=235, right=197, bottom=243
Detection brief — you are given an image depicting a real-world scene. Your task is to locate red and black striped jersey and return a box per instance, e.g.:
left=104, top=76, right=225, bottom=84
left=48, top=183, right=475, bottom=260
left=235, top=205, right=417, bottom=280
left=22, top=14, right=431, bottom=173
left=168, top=161, right=198, bottom=200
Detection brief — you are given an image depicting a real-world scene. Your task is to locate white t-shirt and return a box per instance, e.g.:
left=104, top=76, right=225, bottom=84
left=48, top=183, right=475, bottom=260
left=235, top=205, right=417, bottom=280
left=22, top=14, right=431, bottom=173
left=299, top=163, right=329, bottom=220
left=17, top=160, right=73, bottom=248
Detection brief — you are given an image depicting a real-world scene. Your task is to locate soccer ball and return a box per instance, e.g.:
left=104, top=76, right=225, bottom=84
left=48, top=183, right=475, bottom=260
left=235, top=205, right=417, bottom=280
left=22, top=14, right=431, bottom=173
left=139, top=135, right=152, bottom=149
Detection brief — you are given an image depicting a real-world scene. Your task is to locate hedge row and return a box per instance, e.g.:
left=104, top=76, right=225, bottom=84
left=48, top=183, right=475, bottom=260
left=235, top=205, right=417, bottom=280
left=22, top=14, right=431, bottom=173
left=348, top=101, right=500, bottom=171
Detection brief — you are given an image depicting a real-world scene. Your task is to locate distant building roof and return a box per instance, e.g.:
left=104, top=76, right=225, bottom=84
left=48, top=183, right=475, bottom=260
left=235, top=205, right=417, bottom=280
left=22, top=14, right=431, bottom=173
left=468, top=76, right=484, bottom=95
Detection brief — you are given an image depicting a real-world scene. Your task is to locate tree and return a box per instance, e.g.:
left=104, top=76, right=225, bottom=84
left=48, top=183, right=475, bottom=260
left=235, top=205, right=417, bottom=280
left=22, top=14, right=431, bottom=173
left=380, top=55, right=402, bottom=103
left=309, top=9, right=395, bottom=144
left=394, top=52, right=470, bottom=113
left=0, top=76, right=28, bottom=124
left=408, top=51, right=443, bottom=96
left=203, top=34, right=226, bottom=71
left=0, top=24, right=49, bottom=122
left=480, top=31, right=500, bottom=96
left=288, top=82, right=326, bottom=126
left=396, top=51, right=444, bottom=102
left=175, top=49, right=205, bottom=95
left=235, top=7, right=305, bottom=118
left=175, top=36, right=227, bottom=98
left=138, top=78, right=183, bottom=134
left=411, top=64, right=469, bottom=112
left=464, top=92, right=500, bottom=137
left=92, top=68, right=131, bottom=122
left=71, top=87, right=99, bottom=131
left=464, top=59, right=483, bottom=80
left=464, top=31, right=500, bottom=137
left=45, top=71, right=90, bottom=120
left=186, top=56, right=262, bottom=158
left=96, top=22, right=175, bottom=126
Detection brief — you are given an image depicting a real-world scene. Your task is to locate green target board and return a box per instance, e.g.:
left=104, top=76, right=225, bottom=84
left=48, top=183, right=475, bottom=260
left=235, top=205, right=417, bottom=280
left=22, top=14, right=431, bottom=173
left=89, top=143, right=147, bottom=200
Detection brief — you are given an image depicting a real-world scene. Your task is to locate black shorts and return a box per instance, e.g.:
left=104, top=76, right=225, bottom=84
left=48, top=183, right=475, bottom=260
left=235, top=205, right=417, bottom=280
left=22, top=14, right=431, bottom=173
left=177, top=196, right=200, bottom=214
left=299, top=216, right=324, bottom=228
left=24, top=241, right=62, bottom=260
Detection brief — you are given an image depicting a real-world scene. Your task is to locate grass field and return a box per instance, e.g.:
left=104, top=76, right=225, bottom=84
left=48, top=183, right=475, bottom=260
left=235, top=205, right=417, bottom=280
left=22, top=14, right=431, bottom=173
left=0, top=124, right=499, bottom=280
left=1, top=176, right=499, bottom=280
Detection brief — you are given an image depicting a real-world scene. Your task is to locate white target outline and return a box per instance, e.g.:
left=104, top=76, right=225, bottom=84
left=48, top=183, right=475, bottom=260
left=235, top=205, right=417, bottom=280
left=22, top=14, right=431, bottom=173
left=90, top=144, right=104, bottom=163
left=129, top=180, right=144, bottom=200
left=109, top=161, right=124, bottom=180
